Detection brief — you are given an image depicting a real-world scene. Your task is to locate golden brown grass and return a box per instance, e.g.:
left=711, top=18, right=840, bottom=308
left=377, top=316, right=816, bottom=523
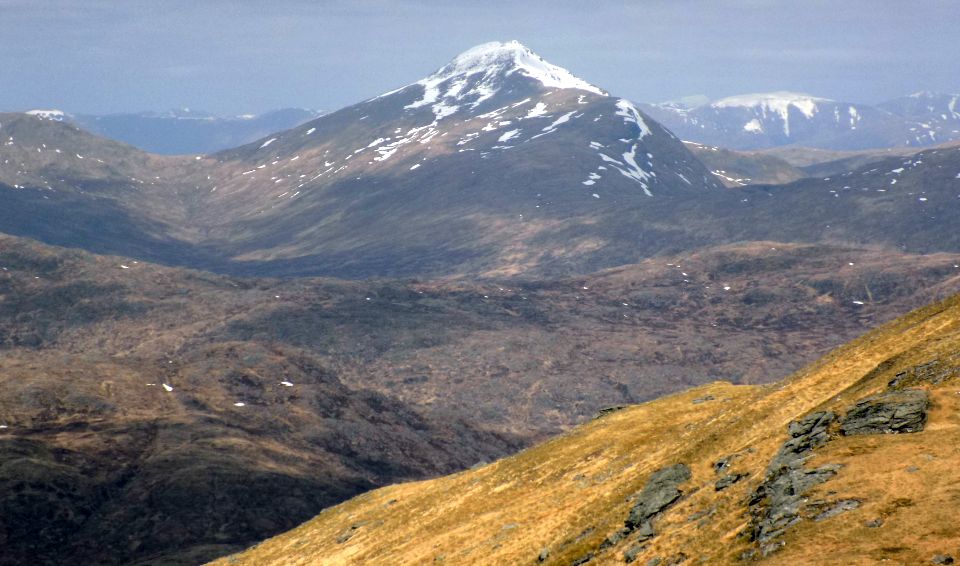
left=211, top=294, right=960, bottom=565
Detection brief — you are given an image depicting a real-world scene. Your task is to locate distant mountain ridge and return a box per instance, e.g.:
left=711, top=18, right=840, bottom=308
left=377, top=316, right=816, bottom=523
left=2, top=43, right=960, bottom=281
left=52, top=108, right=321, bottom=154
left=641, top=90, right=960, bottom=150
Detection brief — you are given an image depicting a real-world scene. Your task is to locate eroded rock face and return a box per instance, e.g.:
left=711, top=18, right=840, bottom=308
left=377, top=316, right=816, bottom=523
left=747, top=411, right=838, bottom=555
left=714, top=472, right=747, bottom=491
left=888, top=359, right=959, bottom=389
left=769, top=411, right=835, bottom=473
left=748, top=386, right=933, bottom=557
left=626, top=464, right=692, bottom=531
left=840, top=389, right=929, bottom=435
left=592, top=464, right=691, bottom=564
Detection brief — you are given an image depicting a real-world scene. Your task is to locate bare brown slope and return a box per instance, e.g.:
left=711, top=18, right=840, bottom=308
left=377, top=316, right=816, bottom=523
left=683, top=141, right=806, bottom=187
left=0, top=236, right=521, bottom=566
left=213, top=290, right=960, bottom=566
left=0, top=112, right=223, bottom=268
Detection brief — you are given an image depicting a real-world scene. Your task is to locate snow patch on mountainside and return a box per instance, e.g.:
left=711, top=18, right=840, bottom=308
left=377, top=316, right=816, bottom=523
left=614, top=99, right=651, bottom=139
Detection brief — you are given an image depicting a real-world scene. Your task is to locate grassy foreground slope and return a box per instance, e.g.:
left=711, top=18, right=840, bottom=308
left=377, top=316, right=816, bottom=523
left=214, top=293, right=960, bottom=565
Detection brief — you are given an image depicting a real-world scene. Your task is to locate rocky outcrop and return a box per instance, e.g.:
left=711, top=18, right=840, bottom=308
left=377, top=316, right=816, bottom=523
left=626, top=464, right=692, bottom=532
left=769, top=411, right=834, bottom=472
left=595, top=405, right=629, bottom=419
left=839, top=389, right=929, bottom=435
left=888, top=358, right=958, bottom=389
left=714, top=472, right=747, bottom=491
left=592, top=464, right=691, bottom=564
left=748, top=383, right=934, bottom=557
left=747, top=411, right=839, bottom=556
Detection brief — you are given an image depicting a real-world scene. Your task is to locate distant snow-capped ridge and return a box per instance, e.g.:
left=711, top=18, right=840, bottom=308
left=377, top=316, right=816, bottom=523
left=711, top=91, right=831, bottom=117
left=641, top=90, right=960, bottom=150
left=25, top=109, right=67, bottom=121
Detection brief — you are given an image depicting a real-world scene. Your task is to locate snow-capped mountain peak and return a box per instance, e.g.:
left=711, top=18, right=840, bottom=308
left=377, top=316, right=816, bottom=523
left=399, top=41, right=605, bottom=118
left=25, top=109, right=68, bottom=121
left=712, top=91, right=831, bottom=117
left=709, top=92, right=835, bottom=137
left=436, top=41, right=604, bottom=95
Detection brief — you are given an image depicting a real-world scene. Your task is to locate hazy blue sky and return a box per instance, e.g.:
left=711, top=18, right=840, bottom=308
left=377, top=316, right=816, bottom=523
left=2, top=0, right=957, bottom=115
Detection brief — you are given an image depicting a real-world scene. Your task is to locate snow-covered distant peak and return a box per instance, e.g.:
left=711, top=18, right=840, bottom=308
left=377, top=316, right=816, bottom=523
left=25, top=109, right=66, bottom=121
left=712, top=92, right=832, bottom=118
left=437, top=41, right=604, bottom=95
left=712, top=92, right=835, bottom=136
left=399, top=41, right=605, bottom=119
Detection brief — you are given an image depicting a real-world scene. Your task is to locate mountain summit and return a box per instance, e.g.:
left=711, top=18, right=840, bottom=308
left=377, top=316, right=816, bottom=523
left=188, top=41, right=722, bottom=277
left=394, top=40, right=605, bottom=118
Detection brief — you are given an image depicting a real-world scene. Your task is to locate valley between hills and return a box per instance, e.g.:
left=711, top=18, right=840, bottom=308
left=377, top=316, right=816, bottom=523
left=2, top=39, right=960, bottom=565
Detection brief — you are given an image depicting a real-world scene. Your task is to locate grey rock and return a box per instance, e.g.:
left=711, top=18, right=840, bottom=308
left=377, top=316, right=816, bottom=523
left=889, top=359, right=958, bottom=389
left=864, top=518, right=883, bottom=528
left=932, top=555, right=955, bottom=565
left=840, top=389, right=929, bottom=435
left=600, top=527, right=630, bottom=550
left=644, top=558, right=661, bottom=566
left=626, top=464, right=691, bottom=530
left=636, top=520, right=655, bottom=541
left=538, top=548, right=550, bottom=562
left=692, top=395, right=715, bottom=404
left=812, top=499, right=861, bottom=521
left=769, top=411, right=835, bottom=473
left=571, top=551, right=594, bottom=566
left=747, top=411, right=841, bottom=556
left=595, top=405, right=628, bottom=419
left=787, top=411, right=834, bottom=439
left=713, top=456, right=732, bottom=475
left=714, top=472, right=747, bottom=491
left=623, top=545, right=646, bottom=564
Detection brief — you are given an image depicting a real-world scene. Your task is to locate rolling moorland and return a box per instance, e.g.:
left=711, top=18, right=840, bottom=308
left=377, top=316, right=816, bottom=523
left=2, top=40, right=960, bottom=565
left=214, top=284, right=960, bottom=565
left=1, top=233, right=959, bottom=565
